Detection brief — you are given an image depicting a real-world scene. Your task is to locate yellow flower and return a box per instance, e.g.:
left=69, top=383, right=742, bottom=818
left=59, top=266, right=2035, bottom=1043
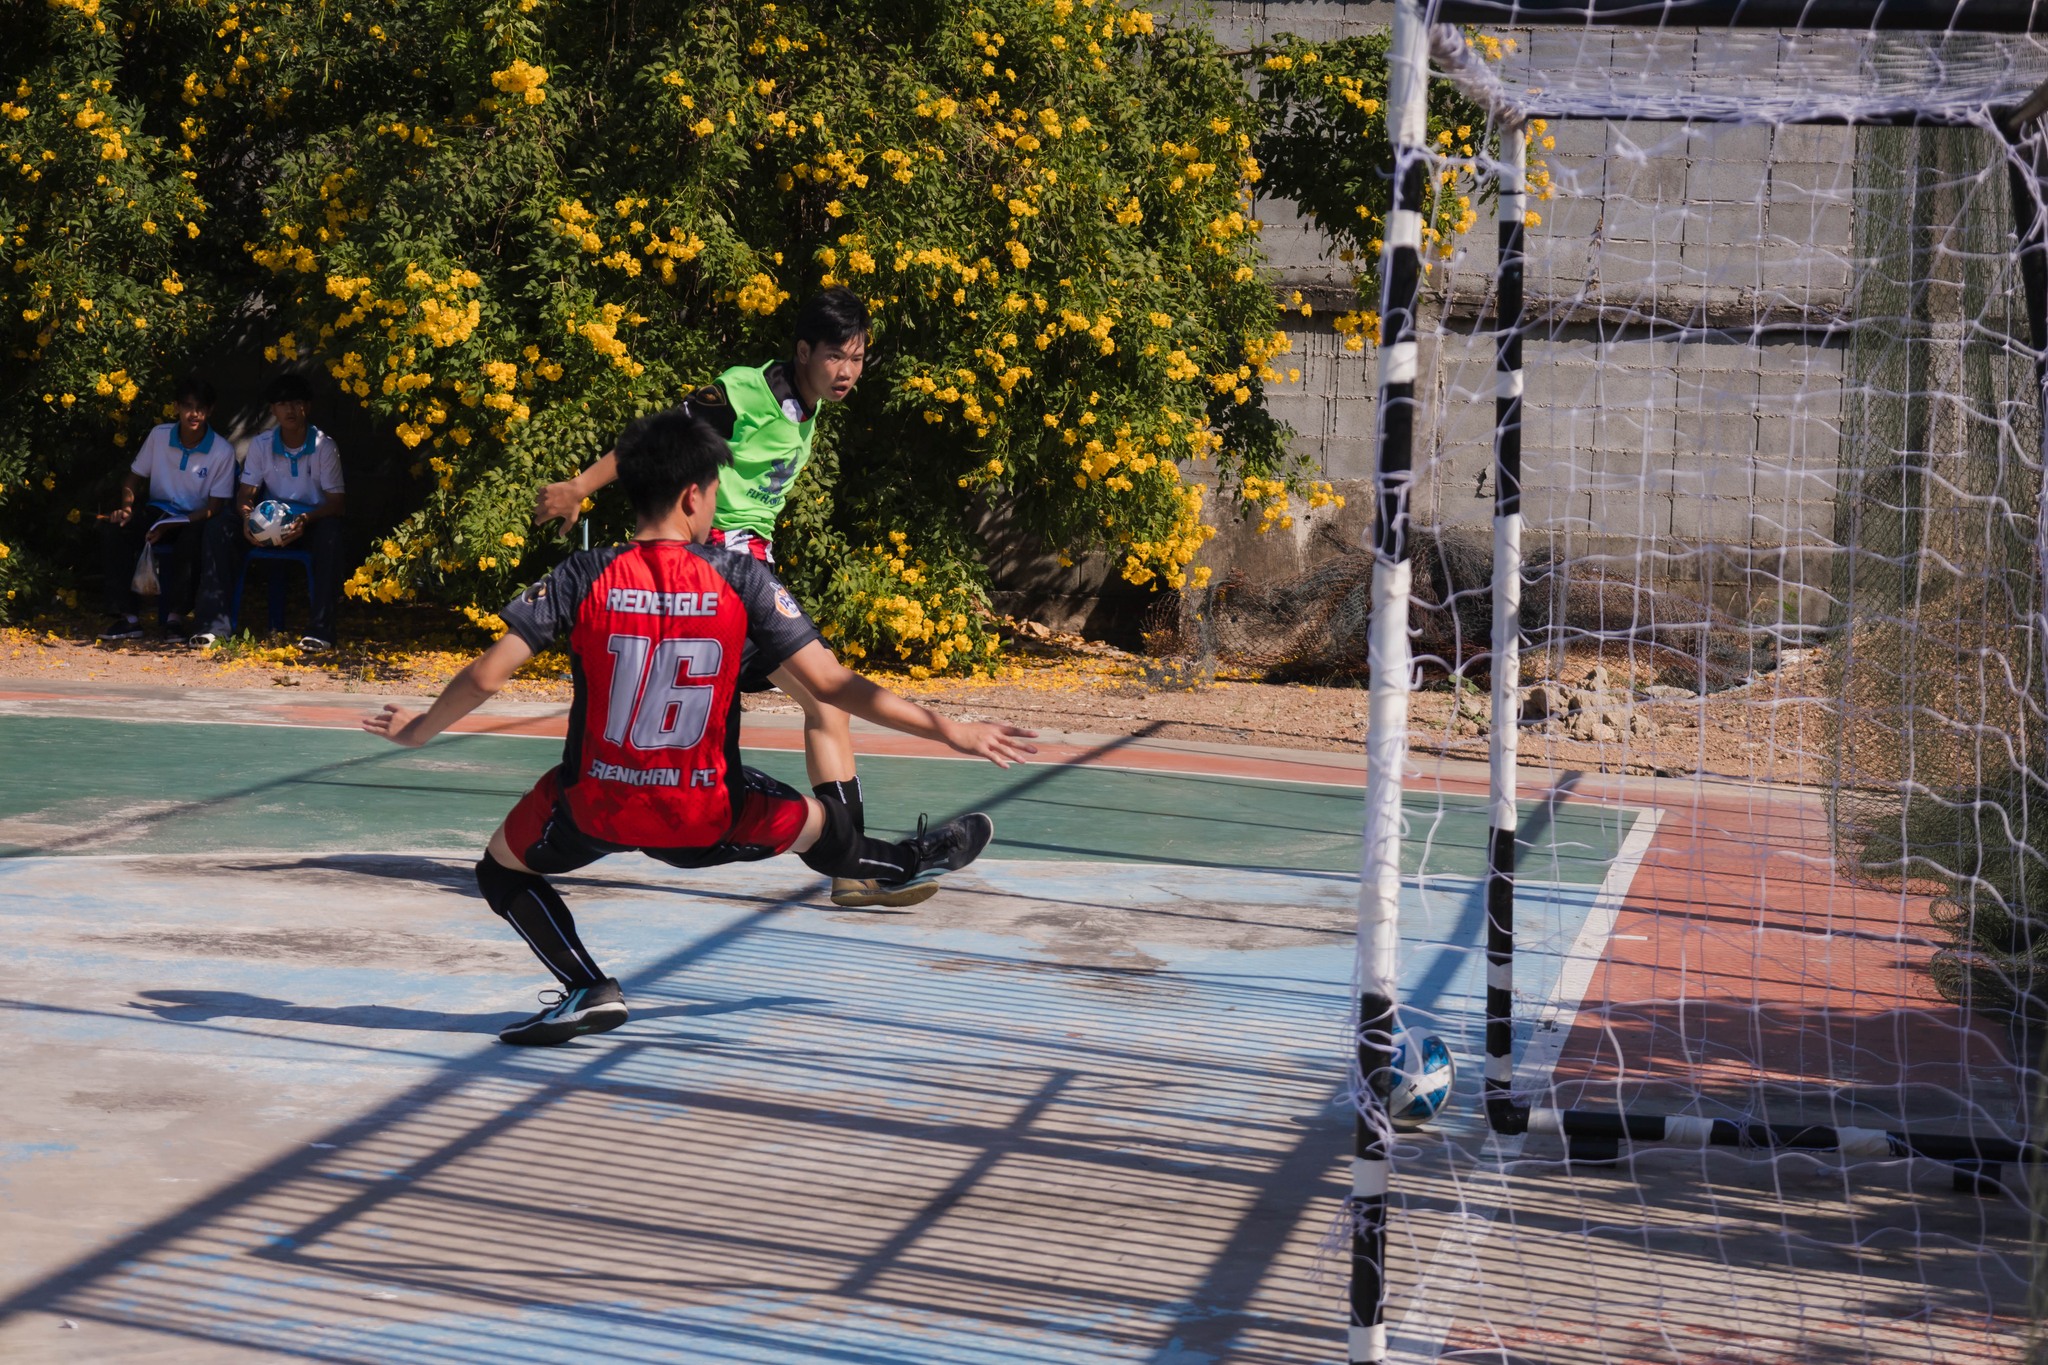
left=736, top=273, right=788, bottom=316
left=490, top=59, right=549, bottom=105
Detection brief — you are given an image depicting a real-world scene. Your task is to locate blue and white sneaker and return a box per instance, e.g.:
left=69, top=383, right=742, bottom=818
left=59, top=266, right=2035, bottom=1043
left=498, top=978, right=629, bottom=1046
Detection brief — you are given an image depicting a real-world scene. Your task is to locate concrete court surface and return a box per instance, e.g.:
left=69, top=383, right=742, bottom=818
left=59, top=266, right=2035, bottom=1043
left=0, top=682, right=2034, bottom=1363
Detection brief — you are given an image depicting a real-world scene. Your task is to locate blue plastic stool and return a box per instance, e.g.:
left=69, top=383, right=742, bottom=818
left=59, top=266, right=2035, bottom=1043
left=232, top=548, right=316, bottom=635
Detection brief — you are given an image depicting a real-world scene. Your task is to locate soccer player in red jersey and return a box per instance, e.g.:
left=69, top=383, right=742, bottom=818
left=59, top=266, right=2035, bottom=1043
left=365, top=406, right=1036, bottom=1046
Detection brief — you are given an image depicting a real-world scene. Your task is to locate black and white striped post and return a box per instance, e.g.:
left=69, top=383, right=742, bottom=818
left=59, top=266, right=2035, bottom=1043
left=1353, top=2, right=1429, bottom=1361
left=1524, top=1108, right=2046, bottom=1170
left=1484, top=118, right=1529, bottom=1137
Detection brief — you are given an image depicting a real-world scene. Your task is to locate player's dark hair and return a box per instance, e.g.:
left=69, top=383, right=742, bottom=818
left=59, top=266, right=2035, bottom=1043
left=173, top=373, right=217, bottom=408
left=793, top=287, right=869, bottom=350
left=614, top=407, right=733, bottom=521
left=266, top=372, right=312, bottom=405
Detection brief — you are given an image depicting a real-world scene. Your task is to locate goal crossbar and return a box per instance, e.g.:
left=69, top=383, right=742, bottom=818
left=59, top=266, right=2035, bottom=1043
left=1433, top=0, right=2048, bottom=33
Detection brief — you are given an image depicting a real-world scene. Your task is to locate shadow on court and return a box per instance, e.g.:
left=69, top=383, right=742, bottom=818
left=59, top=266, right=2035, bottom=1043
left=0, top=853, right=1361, bottom=1364
left=125, top=988, right=829, bottom=1034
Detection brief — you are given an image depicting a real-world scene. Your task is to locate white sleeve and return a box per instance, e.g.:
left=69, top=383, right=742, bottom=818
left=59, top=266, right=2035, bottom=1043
left=239, top=444, right=269, bottom=494
left=316, top=434, right=345, bottom=494
left=129, top=429, right=160, bottom=479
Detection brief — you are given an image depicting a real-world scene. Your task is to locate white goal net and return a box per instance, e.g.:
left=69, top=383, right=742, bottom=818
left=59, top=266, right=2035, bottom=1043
left=1350, top=5, right=2048, bottom=1362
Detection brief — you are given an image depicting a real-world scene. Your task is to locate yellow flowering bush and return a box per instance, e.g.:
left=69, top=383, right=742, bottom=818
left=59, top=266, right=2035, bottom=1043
left=0, top=1, right=1480, bottom=658
left=1253, top=33, right=1514, bottom=351
left=811, top=531, right=997, bottom=675
left=236, top=0, right=1289, bottom=670
left=0, top=1, right=219, bottom=615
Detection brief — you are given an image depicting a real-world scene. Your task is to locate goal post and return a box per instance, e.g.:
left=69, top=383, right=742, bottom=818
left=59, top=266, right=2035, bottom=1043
left=1351, top=13, right=1431, bottom=1365
left=1354, top=2, right=2048, bottom=1361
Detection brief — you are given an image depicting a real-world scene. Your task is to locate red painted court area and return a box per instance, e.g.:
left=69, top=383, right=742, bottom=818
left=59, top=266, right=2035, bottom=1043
left=1549, top=782, right=2013, bottom=1130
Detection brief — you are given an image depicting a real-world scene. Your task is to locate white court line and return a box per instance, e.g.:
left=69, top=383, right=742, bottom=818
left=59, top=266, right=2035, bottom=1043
left=1386, top=806, right=1664, bottom=1365
left=0, top=700, right=566, bottom=739
left=0, top=700, right=1587, bottom=798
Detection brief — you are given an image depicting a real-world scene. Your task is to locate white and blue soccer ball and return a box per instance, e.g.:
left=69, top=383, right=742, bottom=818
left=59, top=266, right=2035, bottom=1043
left=247, top=498, right=296, bottom=546
left=1386, top=1029, right=1457, bottom=1129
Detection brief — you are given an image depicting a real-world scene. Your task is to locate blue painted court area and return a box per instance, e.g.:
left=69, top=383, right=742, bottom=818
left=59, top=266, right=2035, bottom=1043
left=0, top=712, right=1638, bottom=1364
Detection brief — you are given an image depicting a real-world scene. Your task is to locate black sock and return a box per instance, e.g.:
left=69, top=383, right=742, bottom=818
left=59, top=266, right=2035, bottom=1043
left=798, top=795, right=914, bottom=882
left=475, top=856, right=606, bottom=987
left=813, top=777, right=864, bottom=834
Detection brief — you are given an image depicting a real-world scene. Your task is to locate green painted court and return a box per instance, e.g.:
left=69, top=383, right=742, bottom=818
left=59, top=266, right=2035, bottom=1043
left=0, top=712, right=1628, bottom=880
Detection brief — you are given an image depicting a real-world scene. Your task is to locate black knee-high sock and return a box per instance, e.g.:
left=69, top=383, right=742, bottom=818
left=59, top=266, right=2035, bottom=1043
left=475, top=856, right=606, bottom=987
left=813, top=777, right=864, bottom=834
left=798, top=795, right=914, bottom=883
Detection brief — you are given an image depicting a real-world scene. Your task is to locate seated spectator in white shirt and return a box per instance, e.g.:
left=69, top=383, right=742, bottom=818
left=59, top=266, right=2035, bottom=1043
left=192, top=372, right=349, bottom=651
left=98, top=374, right=233, bottom=640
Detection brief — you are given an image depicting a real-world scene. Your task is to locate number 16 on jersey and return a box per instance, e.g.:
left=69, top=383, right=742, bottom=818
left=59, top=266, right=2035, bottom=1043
left=603, top=634, right=724, bottom=749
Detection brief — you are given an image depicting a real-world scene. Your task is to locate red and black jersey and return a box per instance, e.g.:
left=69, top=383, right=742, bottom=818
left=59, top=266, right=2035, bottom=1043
left=499, top=539, right=820, bottom=849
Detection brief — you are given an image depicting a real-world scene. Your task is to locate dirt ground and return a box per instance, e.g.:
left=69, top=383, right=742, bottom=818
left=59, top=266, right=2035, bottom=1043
left=0, top=613, right=1831, bottom=785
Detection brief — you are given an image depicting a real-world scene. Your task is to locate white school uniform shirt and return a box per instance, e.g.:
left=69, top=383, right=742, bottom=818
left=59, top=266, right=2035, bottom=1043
left=240, top=424, right=344, bottom=511
left=131, top=423, right=235, bottom=515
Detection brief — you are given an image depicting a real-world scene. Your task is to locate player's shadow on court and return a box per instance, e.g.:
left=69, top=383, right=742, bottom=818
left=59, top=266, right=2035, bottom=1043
left=228, top=853, right=827, bottom=908
left=128, top=988, right=824, bottom=1033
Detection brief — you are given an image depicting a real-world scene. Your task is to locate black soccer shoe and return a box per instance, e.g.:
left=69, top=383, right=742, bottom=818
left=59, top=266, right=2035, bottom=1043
left=894, top=813, right=995, bottom=893
left=498, top=978, right=629, bottom=1047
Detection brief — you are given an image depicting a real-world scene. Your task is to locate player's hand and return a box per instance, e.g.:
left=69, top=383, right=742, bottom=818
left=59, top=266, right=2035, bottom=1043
left=143, top=521, right=168, bottom=546
left=107, top=505, right=132, bottom=528
left=533, top=478, right=583, bottom=532
left=938, top=718, right=1039, bottom=769
left=362, top=703, right=429, bottom=747
left=279, top=515, right=308, bottom=546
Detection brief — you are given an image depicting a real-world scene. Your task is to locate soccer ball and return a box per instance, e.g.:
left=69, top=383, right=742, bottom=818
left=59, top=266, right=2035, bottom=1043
left=1385, top=1029, right=1457, bottom=1129
left=246, top=499, right=296, bottom=546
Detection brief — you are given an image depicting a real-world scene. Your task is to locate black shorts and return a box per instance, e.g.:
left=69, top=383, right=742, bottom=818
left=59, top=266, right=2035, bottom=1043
left=504, top=766, right=811, bottom=876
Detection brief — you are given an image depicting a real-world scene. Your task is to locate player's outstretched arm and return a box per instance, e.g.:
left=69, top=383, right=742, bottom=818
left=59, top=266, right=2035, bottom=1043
left=533, top=451, right=617, bottom=532
left=777, top=641, right=1037, bottom=768
left=362, top=633, right=535, bottom=748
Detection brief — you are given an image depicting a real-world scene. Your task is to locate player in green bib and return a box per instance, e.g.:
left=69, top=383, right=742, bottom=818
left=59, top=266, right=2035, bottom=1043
left=533, top=288, right=918, bottom=908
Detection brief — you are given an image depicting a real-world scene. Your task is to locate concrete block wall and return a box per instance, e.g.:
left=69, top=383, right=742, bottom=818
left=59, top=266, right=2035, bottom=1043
left=1185, top=4, right=1863, bottom=630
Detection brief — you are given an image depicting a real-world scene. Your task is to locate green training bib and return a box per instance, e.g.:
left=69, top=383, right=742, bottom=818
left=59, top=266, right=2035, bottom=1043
left=713, top=362, right=813, bottom=541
